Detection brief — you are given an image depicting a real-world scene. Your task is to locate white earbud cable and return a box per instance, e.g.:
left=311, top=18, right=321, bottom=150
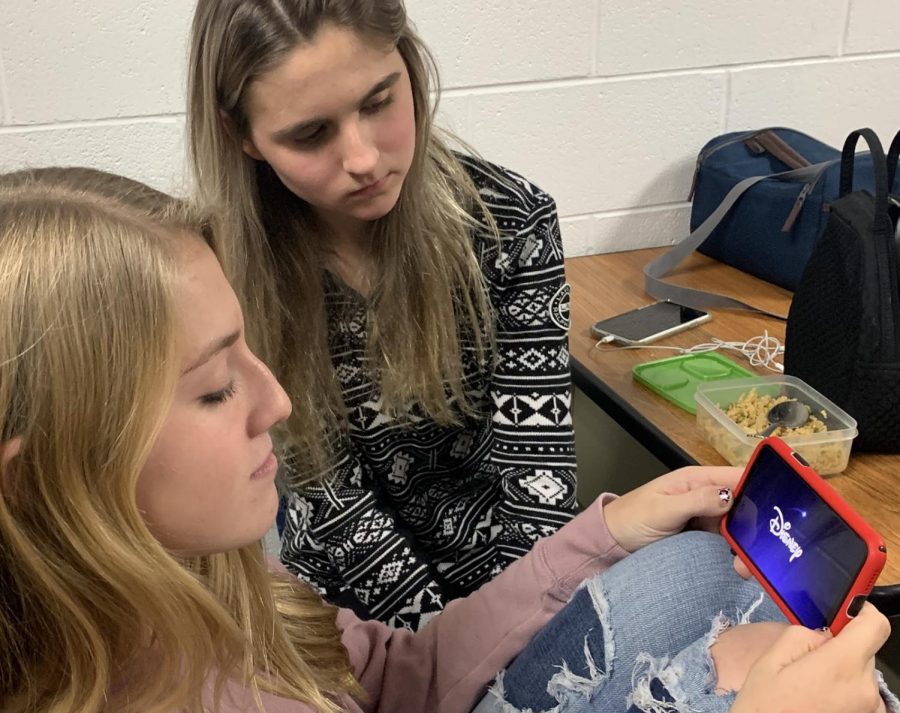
left=593, top=331, right=785, bottom=373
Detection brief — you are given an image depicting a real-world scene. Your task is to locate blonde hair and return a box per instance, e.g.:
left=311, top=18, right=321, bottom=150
left=187, top=0, right=498, bottom=480
left=0, top=168, right=360, bottom=712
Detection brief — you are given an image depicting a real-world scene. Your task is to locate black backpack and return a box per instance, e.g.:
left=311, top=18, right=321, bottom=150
left=785, top=128, right=900, bottom=452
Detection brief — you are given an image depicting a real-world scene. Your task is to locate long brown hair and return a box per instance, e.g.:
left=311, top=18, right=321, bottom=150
left=0, top=168, right=360, bottom=712
left=187, top=0, right=499, bottom=481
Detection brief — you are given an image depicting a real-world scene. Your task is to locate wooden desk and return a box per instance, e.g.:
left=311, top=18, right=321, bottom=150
left=567, top=247, right=899, bottom=585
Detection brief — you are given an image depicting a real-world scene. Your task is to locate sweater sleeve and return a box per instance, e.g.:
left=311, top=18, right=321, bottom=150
left=338, top=495, right=628, bottom=713
left=486, top=187, right=579, bottom=561
left=279, top=449, right=451, bottom=628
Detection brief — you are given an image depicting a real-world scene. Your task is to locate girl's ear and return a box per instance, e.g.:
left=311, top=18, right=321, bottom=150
left=218, top=107, right=263, bottom=160
left=241, top=136, right=264, bottom=161
left=1, top=437, right=23, bottom=475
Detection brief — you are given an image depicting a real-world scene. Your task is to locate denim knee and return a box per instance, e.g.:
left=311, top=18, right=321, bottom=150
left=473, top=532, right=898, bottom=713
left=496, top=582, right=613, bottom=712
left=625, top=610, right=742, bottom=713
left=473, top=532, right=784, bottom=713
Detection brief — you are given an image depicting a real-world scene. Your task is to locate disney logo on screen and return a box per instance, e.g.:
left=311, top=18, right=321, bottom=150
left=769, top=506, right=804, bottom=563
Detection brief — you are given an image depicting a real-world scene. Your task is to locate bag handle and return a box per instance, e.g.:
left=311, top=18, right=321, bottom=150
left=840, top=129, right=894, bottom=242
left=744, top=130, right=812, bottom=170
left=840, top=129, right=889, bottom=201
left=888, top=129, right=900, bottom=191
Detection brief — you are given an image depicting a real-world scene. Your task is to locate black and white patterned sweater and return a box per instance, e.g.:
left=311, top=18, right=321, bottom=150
left=279, top=155, right=578, bottom=630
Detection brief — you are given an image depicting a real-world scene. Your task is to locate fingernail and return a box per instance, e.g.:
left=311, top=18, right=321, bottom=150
left=718, top=488, right=732, bottom=504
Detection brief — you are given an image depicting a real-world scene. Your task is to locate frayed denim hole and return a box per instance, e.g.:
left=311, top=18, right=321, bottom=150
left=545, top=576, right=616, bottom=705
left=702, top=612, right=732, bottom=693
left=701, top=593, right=765, bottom=695
left=736, top=592, right=766, bottom=625
left=484, top=580, right=615, bottom=713
left=877, top=670, right=900, bottom=713
left=481, top=672, right=540, bottom=713
left=627, top=653, right=688, bottom=713
left=627, top=609, right=754, bottom=713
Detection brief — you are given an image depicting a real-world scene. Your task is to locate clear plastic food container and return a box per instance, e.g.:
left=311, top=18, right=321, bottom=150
left=694, top=374, right=858, bottom=474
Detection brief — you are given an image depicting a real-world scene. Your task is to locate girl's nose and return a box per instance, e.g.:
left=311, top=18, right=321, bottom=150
left=340, top=121, right=379, bottom=177
left=248, top=356, right=292, bottom=438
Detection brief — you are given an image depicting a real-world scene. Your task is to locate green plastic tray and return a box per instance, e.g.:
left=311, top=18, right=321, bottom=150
left=632, top=353, right=754, bottom=414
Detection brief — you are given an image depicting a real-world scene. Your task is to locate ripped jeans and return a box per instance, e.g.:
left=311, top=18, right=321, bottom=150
left=472, top=531, right=900, bottom=713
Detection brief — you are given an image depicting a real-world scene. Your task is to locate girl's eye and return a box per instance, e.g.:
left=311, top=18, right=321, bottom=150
left=294, top=125, right=327, bottom=147
left=362, top=94, right=393, bottom=116
left=200, top=380, right=237, bottom=406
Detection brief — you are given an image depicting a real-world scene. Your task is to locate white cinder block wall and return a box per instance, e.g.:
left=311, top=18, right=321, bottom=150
left=1, top=0, right=899, bottom=258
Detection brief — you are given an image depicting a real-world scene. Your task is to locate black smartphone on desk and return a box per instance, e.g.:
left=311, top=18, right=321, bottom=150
left=591, top=300, right=711, bottom=345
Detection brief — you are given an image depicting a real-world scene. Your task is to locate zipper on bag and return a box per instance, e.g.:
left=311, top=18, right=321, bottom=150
left=781, top=163, right=836, bottom=232
left=687, top=127, right=822, bottom=202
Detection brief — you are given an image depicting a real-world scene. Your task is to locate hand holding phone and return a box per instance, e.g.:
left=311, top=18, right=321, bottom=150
left=722, top=437, right=887, bottom=634
left=732, top=601, right=891, bottom=713
left=591, top=300, right=710, bottom=345
left=602, top=465, right=743, bottom=553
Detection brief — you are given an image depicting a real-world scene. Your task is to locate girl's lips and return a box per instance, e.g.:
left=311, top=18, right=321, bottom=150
left=349, top=173, right=390, bottom=197
left=251, top=452, right=277, bottom=480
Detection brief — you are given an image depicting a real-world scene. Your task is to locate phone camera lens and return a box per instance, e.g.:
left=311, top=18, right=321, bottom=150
left=846, top=594, right=867, bottom=618
left=791, top=451, right=809, bottom=467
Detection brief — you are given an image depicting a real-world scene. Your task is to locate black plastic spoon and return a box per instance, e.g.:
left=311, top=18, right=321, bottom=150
left=757, top=400, right=811, bottom=438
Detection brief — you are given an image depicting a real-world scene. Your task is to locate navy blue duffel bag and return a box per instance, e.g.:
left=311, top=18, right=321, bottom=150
left=645, top=127, right=895, bottom=317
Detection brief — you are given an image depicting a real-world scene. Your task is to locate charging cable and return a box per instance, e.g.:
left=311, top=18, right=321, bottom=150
left=593, top=331, right=786, bottom=373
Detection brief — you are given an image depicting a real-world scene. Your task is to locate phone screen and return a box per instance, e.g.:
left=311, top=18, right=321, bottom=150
left=725, top=445, right=868, bottom=629
left=592, top=301, right=707, bottom=342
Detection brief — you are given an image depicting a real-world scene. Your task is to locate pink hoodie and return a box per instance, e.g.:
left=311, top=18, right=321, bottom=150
left=218, top=496, right=627, bottom=713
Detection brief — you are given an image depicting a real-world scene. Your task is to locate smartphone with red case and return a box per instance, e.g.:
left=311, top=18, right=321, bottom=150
left=721, top=437, right=886, bottom=634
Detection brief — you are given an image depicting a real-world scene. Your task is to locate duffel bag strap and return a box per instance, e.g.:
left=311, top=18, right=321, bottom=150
left=644, top=165, right=825, bottom=320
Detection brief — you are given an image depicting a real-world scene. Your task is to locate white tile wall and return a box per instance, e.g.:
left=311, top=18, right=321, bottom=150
left=595, top=0, right=846, bottom=76
left=0, top=119, right=187, bottom=194
left=728, top=56, right=900, bottom=146
left=845, top=2, right=900, bottom=54
left=0, top=0, right=193, bottom=125
left=406, top=0, right=594, bottom=87
left=1, top=0, right=899, bottom=255
left=0, top=60, right=7, bottom=125
left=562, top=204, right=692, bottom=257
left=466, top=73, right=725, bottom=216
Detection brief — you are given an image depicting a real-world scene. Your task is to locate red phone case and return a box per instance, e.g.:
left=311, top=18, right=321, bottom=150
left=721, top=437, right=886, bottom=634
